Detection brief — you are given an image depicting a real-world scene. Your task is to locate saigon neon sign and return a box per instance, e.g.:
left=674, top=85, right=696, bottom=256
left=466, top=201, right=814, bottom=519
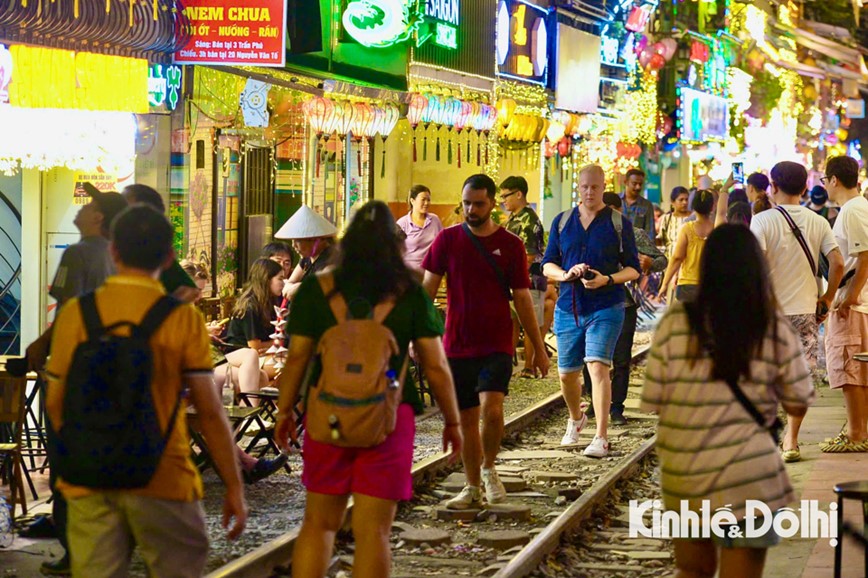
left=342, top=0, right=459, bottom=50
left=148, top=64, right=182, bottom=110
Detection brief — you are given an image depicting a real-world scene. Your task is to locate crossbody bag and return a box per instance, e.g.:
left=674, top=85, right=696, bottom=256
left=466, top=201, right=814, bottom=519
left=461, top=223, right=512, bottom=300
left=724, top=374, right=784, bottom=445
left=775, top=206, right=855, bottom=290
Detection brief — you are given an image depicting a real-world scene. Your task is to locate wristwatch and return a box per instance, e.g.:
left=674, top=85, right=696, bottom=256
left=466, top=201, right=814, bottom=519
left=606, top=275, right=614, bottom=286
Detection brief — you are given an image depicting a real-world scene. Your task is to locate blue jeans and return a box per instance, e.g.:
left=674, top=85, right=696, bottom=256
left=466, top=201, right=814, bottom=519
left=554, top=304, right=625, bottom=373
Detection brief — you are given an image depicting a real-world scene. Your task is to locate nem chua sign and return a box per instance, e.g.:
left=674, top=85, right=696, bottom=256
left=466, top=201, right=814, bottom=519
left=176, top=1, right=287, bottom=66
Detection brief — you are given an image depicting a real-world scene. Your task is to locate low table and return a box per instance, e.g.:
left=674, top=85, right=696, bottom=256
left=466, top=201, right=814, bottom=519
left=187, top=405, right=263, bottom=473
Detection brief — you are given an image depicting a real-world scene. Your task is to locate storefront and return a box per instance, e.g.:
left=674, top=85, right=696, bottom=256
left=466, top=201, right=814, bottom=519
left=0, top=15, right=181, bottom=354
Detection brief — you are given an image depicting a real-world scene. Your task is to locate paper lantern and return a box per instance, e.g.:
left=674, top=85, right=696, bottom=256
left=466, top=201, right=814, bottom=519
left=380, top=104, right=400, bottom=137
left=443, top=97, right=462, bottom=127
left=648, top=53, right=666, bottom=71
left=659, top=38, right=677, bottom=61
left=351, top=102, right=374, bottom=138
left=303, top=97, right=336, bottom=135
left=424, top=94, right=442, bottom=124
left=407, top=93, right=428, bottom=127
left=370, top=106, right=386, bottom=137
left=482, top=105, right=499, bottom=131
left=334, top=101, right=355, bottom=135
left=836, top=128, right=849, bottom=142
left=638, top=48, right=653, bottom=68
left=546, top=120, right=566, bottom=142
left=455, top=101, right=473, bottom=131
left=496, top=98, right=517, bottom=127
left=557, top=137, right=571, bottom=157
left=536, top=118, right=550, bottom=142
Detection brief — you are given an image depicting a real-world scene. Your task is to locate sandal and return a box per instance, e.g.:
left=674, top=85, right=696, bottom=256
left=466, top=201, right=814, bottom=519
left=819, top=436, right=868, bottom=453
left=781, top=445, right=801, bottom=463
left=518, top=369, right=537, bottom=379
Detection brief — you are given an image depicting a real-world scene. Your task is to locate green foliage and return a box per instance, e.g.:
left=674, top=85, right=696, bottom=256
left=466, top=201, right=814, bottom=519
left=747, top=69, right=784, bottom=121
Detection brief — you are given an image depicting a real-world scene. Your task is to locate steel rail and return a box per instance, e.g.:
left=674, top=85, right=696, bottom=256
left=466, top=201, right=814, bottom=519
left=207, top=344, right=652, bottom=578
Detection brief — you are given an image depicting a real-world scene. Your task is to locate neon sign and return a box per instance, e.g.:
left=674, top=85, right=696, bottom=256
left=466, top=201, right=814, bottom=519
left=496, top=0, right=548, bottom=86
left=423, top=0, right=460, bottom=50
left=677, top=86, right=729, bottom=143
left=148, top=64, right=182, bottom=110
left=342, top=0, right=418, bottom=48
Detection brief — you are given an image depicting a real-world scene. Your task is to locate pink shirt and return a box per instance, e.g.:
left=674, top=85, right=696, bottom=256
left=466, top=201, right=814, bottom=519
left=397, top=212, right=443, bottom=269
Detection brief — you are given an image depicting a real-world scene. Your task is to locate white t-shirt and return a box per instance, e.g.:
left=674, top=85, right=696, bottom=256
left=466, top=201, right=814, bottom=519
left=832, top=195, right=868, bottom=314
left=750, top=205, right=838, bottom=316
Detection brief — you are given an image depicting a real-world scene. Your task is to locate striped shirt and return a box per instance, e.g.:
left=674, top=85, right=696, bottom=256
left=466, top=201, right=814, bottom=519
left=641, top=303, right=814, bottom=519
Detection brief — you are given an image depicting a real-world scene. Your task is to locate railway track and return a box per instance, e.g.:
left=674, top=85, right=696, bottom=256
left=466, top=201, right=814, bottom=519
left=206, top=344, right=656, bottom=578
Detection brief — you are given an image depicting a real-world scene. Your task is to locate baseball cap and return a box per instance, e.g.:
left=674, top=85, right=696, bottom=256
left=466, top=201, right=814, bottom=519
left=810, top=185, right=828, bottom=205
left=82, top=182, right=129, bottom=231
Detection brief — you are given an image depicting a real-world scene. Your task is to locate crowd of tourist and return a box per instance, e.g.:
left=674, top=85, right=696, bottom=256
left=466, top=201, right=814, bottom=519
left=12, top=152, right=867, bottom=578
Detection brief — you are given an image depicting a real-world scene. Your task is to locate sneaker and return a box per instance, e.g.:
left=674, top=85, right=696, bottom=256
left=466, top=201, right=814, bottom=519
left=40, top=555, right=71, bottom=576
left=583, top=436, right=609, bottom=458
left=610, top=411, right=628, bottom=426
left=243, top=453, right=289, bottom=484
left=561, top=413, right=588, bottom=445
left=482, top=468, right=507, bottom=504
left=445, top=485, right=483, bottom=510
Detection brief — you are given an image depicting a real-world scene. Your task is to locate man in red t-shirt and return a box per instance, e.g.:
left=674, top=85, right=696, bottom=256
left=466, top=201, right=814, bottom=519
left=423, top=174, right=550, bottom=509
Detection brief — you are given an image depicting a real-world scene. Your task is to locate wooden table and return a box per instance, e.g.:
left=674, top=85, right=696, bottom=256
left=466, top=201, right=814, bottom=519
left=0, top=356, right=43, bottom=500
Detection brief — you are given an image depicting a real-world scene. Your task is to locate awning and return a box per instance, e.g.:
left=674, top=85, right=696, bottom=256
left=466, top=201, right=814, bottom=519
left=773, top=22, right=864, bottom=70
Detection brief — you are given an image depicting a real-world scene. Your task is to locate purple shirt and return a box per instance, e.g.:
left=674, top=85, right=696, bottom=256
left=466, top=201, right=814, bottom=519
left=397, top=212, right=444, bottom=269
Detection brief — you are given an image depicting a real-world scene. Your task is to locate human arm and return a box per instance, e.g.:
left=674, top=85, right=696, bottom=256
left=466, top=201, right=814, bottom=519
left=512, top=288, right=551, bottom=377
left=414, top=336, right=462, bottom=463
left=819, top=248, right=844, bottom=315
left=282, top=263, right=307, bottom=300
left=541, top=212, right=587, bottom=282
left=715, top=190, right=729, bottom=228
left=274, top=335, right=316, bottom=450
left=25, top=326, right=54, bottom=372
left=186, top=374, right=247, bottom=539
left=659, top=226, right=688, bottom=294
left=422, top=271, right=443, bottom=300
left=838, top=251, right=868, bottom=311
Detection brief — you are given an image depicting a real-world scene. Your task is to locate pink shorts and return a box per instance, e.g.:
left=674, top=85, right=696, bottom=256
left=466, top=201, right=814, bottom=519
left=826, top=309, right=868, bottom=389
left=301, top=404, right=416, bottom=501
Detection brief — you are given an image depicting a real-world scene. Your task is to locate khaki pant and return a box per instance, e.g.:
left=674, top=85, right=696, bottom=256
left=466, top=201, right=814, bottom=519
left=68, top=493, right=208, bottom=578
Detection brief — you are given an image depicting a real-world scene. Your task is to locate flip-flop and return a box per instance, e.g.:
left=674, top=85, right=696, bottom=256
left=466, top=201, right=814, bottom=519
left=819, top=437, right=868, bottom=453
left=518, top=369, right=536, bottom=379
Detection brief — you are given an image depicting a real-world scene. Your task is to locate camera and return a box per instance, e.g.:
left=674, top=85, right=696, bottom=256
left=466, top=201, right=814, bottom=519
left=582, top=269, right=597, bottom=281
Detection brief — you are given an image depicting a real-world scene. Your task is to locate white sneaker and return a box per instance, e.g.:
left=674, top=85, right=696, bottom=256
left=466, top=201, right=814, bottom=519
left=583, top=435, right=609, bottom=458
left=445, top=485, right=483, bottom=510
left=482, top=468, right=507, bottom=504
left=560, top=413, right=588, bottom=445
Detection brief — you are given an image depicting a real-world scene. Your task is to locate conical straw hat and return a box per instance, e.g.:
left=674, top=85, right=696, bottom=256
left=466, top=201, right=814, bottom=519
left=275, top=205, right=337, bottom=239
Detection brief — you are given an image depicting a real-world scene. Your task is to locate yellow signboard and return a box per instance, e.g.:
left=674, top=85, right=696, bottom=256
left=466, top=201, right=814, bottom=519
left=8, top=45, right=149, bottom=113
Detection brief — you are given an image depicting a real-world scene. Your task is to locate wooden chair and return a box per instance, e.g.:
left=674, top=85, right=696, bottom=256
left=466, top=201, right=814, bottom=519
left=197, top=297, right=223, bottom=323
left=0, top=373, right=27, bottom=520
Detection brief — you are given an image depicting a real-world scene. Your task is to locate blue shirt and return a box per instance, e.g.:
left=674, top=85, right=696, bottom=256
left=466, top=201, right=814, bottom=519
left=542, top=206, right=641, bottom=315
left=620, top=193, right=656, bottom=238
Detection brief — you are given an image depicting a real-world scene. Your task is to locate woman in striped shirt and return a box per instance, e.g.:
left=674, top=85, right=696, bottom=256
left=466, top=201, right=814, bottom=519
left=642, top=225, right=814, bottom=578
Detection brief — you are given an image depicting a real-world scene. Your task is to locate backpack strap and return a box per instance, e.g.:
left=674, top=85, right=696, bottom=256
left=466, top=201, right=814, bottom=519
left=372, top=299, right=397, bottom=324
left=611, top=209, right=623, bottom=255
left=137, top=296, right=182, bottom=339
left=78, top=292, right=104, bottom=342
left=318, top=272, right=351, bottom=322
left=557, top=207, right=575, bottom=237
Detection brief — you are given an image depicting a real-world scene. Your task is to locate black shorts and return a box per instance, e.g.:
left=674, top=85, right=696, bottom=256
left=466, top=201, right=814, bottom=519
left=448, top=353, right=512, bottom=410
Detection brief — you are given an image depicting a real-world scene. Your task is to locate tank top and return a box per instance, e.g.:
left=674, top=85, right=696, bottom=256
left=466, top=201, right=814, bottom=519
left=677, top=221, right=706, bottom=286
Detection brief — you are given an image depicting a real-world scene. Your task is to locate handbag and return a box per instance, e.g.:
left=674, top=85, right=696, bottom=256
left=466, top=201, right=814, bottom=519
left=461, top=223, right=512, bottom=300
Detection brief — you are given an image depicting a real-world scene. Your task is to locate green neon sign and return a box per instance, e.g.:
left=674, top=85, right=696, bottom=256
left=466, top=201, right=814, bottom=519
left=148, top=64, right=182, bottom=110
left=341, top=0, right=459, bottom=50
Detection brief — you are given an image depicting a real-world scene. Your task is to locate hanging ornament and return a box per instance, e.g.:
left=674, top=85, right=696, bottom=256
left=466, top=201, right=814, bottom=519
left=496, top=98, right=517, bottom=127
left=457, top=140, right=462, bottom=168
left=448, top=137, right=453, bottom=165
left=381, top=144, right=386, bottom=178
left=436, top=126, right=441, bottom=162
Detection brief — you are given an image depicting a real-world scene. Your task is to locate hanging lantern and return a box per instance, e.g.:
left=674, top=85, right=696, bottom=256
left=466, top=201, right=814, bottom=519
left=469, top=102, right=483, bottom=130
left=455, top=101, right=473, bottom=131
left=496, top=98, right=517, bottom=127
left=546, top=120, right=566, bottom=143
left=369, top=106, right=386, bottom=137
left=423, top=94, right=441, bottom=124
left=443, top=97, right=462, bottom=127
left=380, top=103, right=400, bottom=137
left=334, top=101, right=355, bottom=135
left=482, top=104, right=499, bottom=131
left=557, top=137, right=571, bottom=157
left=407, top=93, right=428, bottom=127
left=351, top=102, right=374, bottom=139
left=303, top=97, right=335, bottom=135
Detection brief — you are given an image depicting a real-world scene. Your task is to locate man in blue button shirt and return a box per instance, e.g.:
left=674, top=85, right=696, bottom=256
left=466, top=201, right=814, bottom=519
left=621, top=168, right=656, bottom=238
left=542, top=165, right=641, bottom=458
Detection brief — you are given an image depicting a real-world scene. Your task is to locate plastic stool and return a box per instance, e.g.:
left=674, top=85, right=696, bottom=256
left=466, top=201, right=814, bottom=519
left=833, top=481, right=868, bottom=578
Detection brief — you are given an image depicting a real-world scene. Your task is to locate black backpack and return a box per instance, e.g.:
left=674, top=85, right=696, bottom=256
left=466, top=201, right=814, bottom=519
left=53, top=292, right=182, bottom=489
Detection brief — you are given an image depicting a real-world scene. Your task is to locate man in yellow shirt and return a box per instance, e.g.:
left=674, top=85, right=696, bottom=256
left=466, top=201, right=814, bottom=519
left=45, top=205, right=247, bottom=577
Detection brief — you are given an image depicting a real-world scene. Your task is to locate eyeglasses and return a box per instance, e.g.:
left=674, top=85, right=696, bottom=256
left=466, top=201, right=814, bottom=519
left=820, top=176, right=831, bottom=185
left=499, top=191, right=518, bottom=202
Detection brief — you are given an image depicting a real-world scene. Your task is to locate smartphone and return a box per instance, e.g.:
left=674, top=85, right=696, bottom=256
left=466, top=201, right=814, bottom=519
left=732, top=162, right=745, bottom=184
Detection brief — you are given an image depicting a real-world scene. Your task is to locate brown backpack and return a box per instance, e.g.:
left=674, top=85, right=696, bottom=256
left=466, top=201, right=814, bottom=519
left=305, top=273, right=409, bottom=447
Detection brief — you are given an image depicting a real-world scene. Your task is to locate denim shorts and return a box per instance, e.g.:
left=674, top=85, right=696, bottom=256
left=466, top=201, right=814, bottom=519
left=553, top=304, right=625, bottom=373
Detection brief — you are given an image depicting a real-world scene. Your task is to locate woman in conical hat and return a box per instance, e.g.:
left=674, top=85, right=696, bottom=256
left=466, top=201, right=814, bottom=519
left=276, top=205, right=338, bottom=300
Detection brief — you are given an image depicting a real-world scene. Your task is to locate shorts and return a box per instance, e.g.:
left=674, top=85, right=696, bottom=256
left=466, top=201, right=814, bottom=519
left=301, top=403, right=416, bottom=501
left=511, top=289, right=545, bottom=327
left=826, top=309, right=868, bottom=389
left=675, top=284, right=699, bottom=302
left=553, top=304, right=625, bottom=373
left=448, top=353, right=513, bottom=410
left=787, top=314, right=819, bottom=375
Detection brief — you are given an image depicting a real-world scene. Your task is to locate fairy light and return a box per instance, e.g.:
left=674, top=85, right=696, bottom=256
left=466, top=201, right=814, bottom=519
left=727, top=67, right=752, bottom=113
left=621, top=71, right=658, bottom=146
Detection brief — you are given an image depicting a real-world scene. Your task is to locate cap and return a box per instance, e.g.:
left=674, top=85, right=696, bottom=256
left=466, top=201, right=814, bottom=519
left=810, top=185, right=828, bottom=205
left=275, top=204, right=337, bottom=239
left=82, top=182, right=129, bottom=230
